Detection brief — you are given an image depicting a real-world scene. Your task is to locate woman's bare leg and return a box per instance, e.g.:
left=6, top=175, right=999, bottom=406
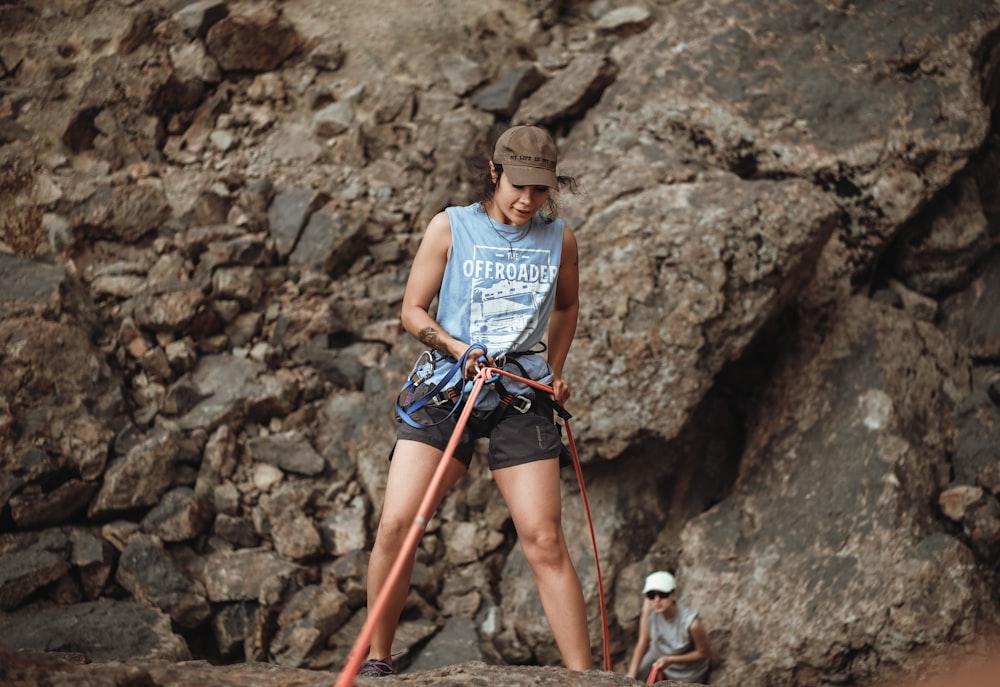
left=365, top=440, right=467, bottom=662
left=492, top=457, right=593, bottom=671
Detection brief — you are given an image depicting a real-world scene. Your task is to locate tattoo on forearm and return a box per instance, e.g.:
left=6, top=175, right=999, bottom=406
left=418, top=327, right=448, bottom=353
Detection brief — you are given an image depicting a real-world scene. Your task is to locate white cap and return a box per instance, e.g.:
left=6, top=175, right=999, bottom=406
left=642, top=571, right=676, bottom=595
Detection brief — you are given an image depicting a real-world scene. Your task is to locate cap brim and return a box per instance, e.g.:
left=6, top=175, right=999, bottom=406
left=504, top=164, right=558, bottom=189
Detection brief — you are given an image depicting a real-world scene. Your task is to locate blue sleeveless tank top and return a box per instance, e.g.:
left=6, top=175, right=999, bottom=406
left=424, top=203, right=565, bottom=406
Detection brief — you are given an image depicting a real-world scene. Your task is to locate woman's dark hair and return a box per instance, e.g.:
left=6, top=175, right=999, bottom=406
left=480, top=163, right=579, bottom=220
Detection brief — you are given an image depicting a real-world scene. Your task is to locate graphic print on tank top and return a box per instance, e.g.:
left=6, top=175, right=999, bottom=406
left=467, top=241, right=558, bottom=354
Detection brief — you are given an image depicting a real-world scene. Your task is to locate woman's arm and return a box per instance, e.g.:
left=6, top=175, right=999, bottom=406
left=546, top=226, right=579, bottom=404
left=401, top=212, right=482, bottom=373
left=626, top=599, right=652, bottom=679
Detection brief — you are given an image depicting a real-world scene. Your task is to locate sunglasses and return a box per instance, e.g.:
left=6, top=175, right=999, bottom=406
left=645, top=590, right=672, bottom=600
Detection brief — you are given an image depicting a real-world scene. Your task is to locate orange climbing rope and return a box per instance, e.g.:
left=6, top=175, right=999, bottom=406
left=333, top=365, right=610, bottom=687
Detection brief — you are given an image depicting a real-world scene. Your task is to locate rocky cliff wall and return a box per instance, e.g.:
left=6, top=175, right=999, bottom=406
left=1, top=1, right=999, bottom=686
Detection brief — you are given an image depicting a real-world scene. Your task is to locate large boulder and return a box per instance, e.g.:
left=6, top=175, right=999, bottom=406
left=679, top=298, right=999, bottom=685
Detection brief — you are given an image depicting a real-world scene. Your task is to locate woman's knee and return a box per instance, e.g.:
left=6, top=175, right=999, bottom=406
left=374, top=511, right=411, bottom=549
left=519, top=525, right=568, bottom=567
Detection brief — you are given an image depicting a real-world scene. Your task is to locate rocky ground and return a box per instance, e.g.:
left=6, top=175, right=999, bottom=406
left=2, top=1, right=1000, bottom=686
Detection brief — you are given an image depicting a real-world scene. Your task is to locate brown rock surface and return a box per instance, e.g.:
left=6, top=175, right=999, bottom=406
left=1, top=1, right=999, bottom=686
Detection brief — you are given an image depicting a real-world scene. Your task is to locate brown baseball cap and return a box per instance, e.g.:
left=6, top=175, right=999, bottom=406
left=492, top=125, right=559, bottom=188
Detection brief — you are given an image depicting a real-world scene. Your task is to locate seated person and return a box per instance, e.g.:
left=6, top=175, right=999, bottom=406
left=626, top=571, right=711, bottom=684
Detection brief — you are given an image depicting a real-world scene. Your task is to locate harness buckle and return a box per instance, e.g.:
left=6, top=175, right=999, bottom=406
left=427, top=384, right=461, bottom=407
left=410, top=350, right=435, bottom=385
left=428, top=393, right=451, bottom=407
left=511, top=394, right=532, bottom=414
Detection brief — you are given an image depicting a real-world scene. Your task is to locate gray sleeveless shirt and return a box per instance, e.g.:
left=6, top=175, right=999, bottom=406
left=644, top=601, right=710, bottom=683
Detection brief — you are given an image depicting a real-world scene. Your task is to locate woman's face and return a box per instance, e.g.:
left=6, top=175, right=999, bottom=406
left=491, top=166, right=551, bottom=226
left=647, top=590, right=677, bottom=615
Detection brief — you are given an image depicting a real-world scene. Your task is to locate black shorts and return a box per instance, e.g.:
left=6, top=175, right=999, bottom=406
left=395, top=385, right=564, bottom=470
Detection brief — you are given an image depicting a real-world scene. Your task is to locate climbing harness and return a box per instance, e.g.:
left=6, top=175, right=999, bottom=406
left=334, top=360, right=611, bottom=687
left=394, top=344, right=548, bottom=431
left=394, top=343, right=488, bottom=429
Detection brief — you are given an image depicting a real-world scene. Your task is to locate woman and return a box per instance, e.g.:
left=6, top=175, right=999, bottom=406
left=627, top=571, right=711, bottom=684
left=359, top=125, right=591, bottom=677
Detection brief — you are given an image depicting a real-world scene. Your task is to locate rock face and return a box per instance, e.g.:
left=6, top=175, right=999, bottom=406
left=1, top=1, right=999, bottom=686
left=681, top=298, right=990, bottom=685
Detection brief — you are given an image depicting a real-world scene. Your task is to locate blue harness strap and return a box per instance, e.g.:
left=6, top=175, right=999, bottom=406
left=395, top=343, right=488, bottom=429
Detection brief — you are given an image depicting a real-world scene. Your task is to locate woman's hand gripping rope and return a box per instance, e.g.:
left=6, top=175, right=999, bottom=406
left=467, top=344, right=497, bottom=382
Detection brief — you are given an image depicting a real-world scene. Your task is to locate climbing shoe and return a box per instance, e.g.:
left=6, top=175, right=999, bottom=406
left=358, top=658, right=395, bottom=677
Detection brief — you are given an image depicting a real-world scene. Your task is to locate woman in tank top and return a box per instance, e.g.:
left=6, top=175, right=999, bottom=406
left=358, top=125, right=590, bottom=677
left=627, top=571, right=712, bottom=683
